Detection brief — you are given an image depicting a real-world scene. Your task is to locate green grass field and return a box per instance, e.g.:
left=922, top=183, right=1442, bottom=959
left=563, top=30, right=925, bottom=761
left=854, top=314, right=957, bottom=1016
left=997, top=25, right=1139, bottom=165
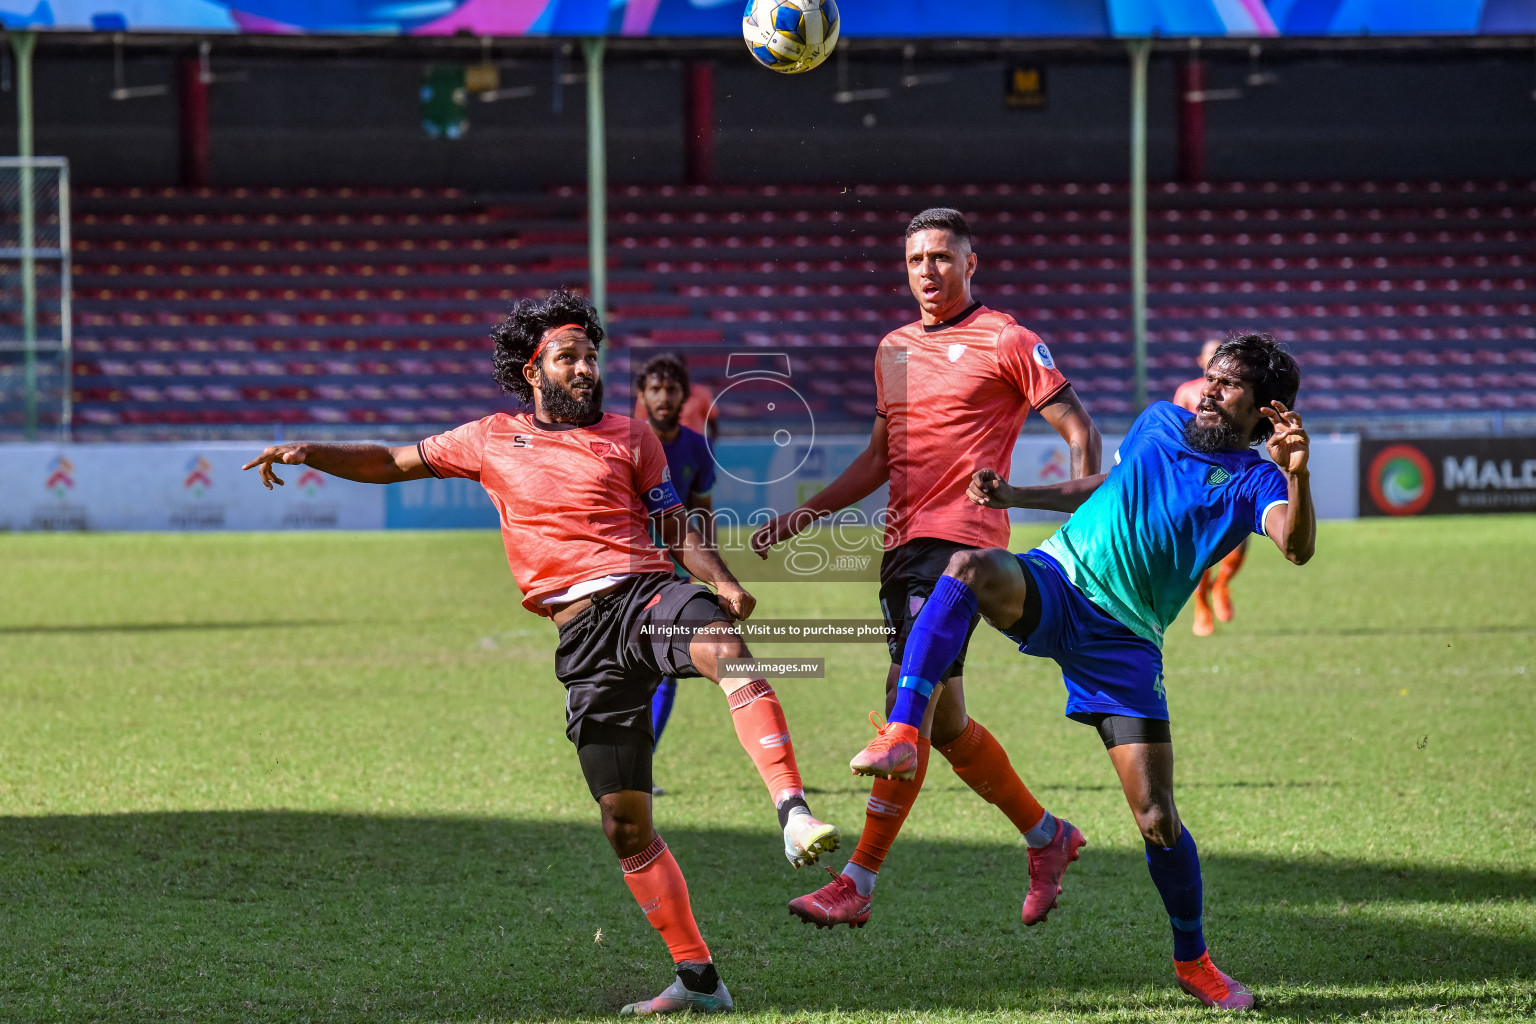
left=1, top=518, right=1533, bottom=1023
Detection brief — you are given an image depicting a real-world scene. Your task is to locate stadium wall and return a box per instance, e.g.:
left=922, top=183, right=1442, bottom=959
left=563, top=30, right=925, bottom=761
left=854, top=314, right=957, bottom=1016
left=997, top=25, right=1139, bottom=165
left=0, top=435, right=1361, bottom=532
left=6, top=52, right=1533, bottom=187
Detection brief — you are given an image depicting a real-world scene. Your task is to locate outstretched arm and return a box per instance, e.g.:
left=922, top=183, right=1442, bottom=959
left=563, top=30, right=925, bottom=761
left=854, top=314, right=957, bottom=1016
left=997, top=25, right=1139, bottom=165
left=967, top=469, right=1108, bottom=514
left=750, top=414, right=890, bottom=557
left=1261, top=401, right=1315, bottom=565
left=1037, top=385, right=1102, bottom=478
left=242, top=442, right=433, bottom=489
left=657, top=506, right=756, bottom=621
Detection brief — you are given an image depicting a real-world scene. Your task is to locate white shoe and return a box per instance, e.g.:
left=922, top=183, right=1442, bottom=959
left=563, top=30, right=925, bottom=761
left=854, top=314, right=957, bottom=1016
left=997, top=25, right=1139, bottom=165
left=782, top=811, right=840, bottom=868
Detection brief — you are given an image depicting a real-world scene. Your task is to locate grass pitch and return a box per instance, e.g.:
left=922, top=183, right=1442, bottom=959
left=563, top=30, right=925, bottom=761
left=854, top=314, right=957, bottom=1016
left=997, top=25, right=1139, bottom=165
left=0, top=518, right=1532, bottom=1022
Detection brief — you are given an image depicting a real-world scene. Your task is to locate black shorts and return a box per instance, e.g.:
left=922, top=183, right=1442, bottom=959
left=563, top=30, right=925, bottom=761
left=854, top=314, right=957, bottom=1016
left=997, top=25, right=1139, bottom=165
left=879, top=537, right=982, bottom=680
left=1068, top=712, right=1173, bottom=749
left=554, top=572, right=730, bottom=748
left=576, top=722, right=654, bottom=801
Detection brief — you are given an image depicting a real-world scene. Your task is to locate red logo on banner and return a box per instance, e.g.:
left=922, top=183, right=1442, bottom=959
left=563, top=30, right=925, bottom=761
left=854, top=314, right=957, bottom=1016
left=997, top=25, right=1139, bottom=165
left=1367, top=444, right=1434, bottom=516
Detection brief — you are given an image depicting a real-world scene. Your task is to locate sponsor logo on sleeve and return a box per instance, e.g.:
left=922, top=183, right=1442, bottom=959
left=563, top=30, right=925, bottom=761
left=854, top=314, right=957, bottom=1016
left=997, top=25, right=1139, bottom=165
left=1033, top=342, right=1056, bottom=369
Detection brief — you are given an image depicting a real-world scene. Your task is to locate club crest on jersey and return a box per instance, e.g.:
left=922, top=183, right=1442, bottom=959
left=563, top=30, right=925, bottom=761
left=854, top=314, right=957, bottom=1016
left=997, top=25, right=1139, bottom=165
left=512, top=435, right=534, bottom=448
left=947, top=344, right=966, bottom=363
left=1033, top=342, right=1056, bottom=369
left=1207, top=466, right=1232, bottom=486
left=590, top=441, right=614, bottom=456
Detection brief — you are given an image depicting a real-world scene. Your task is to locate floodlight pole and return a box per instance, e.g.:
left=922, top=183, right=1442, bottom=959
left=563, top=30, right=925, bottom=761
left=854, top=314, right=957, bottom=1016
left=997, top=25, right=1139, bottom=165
left=1129, top=36, right=1150, bottom=412
left=583, top=37, right=608, bottom=358
left=13, top=30, right=37, bottom=440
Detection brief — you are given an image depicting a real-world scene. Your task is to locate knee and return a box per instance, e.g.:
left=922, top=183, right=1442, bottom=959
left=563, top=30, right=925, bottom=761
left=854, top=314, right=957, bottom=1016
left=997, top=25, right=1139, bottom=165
left=694, top=624, right=747, bottom=665
left=601, top=808, right=653, bottom=858
left=1133, top=800, right=1182, bottom=848
left=943, top=548, right=997, bottom=589
left=943, top=548, right=1017, bottom=618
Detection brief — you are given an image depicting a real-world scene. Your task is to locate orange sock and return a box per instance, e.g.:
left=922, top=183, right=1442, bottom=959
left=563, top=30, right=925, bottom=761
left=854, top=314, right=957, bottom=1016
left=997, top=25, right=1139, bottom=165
left=847, top=738, right=931, bottom=873
left=1195, top=568, right=1215, bottom=603
left=727, top=680, right=803, bottom=805
left=937, top=718, right=1045, bottom=834
left=620, top=834, right=711, bottom=965
left=1216, top=544, right=1246, bottom=584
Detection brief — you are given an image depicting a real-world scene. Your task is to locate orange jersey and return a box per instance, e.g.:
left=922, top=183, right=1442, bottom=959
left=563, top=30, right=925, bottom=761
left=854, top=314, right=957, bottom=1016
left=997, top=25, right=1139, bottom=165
left=875, top=303, right=1070, bottom=551
left=633, top=384, right=716, bottom=436
left=419, top=412, right=682, bottom=616
left=1172, top=377, right=1205, bottom=413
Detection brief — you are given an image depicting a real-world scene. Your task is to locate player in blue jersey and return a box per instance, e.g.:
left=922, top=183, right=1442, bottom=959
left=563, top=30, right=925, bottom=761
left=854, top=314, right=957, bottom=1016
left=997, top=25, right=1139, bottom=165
left=637, top=354, right=720, bottom=780
left=851, top=333, right=1313, bottom=1010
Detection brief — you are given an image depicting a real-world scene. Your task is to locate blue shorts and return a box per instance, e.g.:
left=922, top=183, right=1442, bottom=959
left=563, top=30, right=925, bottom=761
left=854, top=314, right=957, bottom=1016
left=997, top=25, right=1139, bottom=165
left=1012, top=549, right=1168, bottom=721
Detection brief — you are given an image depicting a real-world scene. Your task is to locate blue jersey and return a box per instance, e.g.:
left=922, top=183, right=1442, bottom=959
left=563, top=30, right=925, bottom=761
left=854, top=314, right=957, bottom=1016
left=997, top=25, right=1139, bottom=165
left=1038, top=401, right=1288, bottom=647
left=659, top=425, right=716, bottom=503
left=650, top=424, right=716, bottom=576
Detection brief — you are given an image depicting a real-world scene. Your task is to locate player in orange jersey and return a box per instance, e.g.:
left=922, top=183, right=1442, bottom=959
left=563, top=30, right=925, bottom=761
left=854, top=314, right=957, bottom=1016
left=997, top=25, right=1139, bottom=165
left=1175, top=338, right=1247, bottom=637
left=752, top=208, right=1102, bottom=931
left=635, top=352, right=718, bottom=441
left=244, top=289, right=838, bottom=1016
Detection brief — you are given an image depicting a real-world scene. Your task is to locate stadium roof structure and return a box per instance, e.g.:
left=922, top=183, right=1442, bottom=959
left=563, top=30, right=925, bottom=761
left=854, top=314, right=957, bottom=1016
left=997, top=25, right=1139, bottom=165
left=1, top=0, right=1534, bottom=39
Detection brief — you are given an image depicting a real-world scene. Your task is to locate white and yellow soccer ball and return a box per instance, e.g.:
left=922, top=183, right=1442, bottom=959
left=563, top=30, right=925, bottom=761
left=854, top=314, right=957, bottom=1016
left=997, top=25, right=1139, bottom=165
left=742, top=0, right=841, bottom=75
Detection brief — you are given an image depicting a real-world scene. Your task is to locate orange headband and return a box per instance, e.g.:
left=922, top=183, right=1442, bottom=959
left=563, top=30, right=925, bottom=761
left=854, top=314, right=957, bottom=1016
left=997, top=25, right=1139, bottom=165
left=526, top=323, right=587, bottom=367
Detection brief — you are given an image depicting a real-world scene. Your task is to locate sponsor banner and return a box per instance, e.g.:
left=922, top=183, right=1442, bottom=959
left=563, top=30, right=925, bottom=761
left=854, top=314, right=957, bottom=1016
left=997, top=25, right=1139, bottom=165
left=2, top=2, right=1528, bottom=39
left=1360, top=437, right=1536, bottom=517
left=0, top=433, right=1363, bottom=532
left=386, top=475, right=499, bottom=529
left=0, top=444, right=383, bottom=531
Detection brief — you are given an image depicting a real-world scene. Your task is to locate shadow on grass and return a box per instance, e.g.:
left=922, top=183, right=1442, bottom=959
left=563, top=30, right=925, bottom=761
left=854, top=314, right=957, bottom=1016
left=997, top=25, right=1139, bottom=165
left=0, top=812, right=1530, bottom=1022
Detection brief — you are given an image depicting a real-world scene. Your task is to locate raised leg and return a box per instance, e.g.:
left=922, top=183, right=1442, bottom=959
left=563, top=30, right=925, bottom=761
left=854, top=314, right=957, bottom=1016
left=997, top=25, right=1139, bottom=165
left=687, top=622, right=839, bottom=867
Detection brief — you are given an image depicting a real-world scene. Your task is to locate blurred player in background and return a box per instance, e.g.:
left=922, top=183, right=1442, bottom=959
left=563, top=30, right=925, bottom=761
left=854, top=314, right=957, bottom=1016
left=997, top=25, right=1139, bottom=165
left=1175, top=338, right=1248, bottom=637
left=753, top=208, right=1101, bottom=930
left=244, top=290, right=838, bottom=1016
left=863, top=333, right=1312, bottom=1010
left=634, top=352, right=718, bottom=442
left=636, top=353, right=718, bottom=791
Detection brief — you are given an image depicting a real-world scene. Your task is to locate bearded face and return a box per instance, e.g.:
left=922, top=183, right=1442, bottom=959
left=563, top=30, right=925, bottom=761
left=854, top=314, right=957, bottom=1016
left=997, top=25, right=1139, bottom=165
left=540, top=372, right=604, bottom=426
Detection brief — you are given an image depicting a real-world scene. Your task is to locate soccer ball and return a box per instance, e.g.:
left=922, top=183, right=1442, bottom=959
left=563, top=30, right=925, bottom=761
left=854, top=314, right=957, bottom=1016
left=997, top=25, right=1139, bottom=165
left=742, top=0, right=840, bottom=75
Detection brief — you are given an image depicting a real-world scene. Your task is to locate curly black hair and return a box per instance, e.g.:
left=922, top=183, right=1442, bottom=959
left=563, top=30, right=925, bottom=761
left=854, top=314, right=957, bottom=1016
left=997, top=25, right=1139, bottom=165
left=490, top=289, right=605, bottom=402
left=635, top=352, right=690, bottom=396
left=1211, top=332, right=1301, bottom=443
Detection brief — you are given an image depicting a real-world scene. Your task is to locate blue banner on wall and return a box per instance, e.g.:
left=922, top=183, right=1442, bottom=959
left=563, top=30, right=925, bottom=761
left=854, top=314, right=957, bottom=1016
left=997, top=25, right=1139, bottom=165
left=2, top=0, right=1532, bottom=37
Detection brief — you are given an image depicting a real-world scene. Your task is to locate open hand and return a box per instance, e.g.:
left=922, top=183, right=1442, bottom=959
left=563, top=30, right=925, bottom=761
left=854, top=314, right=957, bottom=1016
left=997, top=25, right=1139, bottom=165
left=967, top=468, right=1015, bottom=509
left=242, top=443, right=313, bottom=489
left=1262, top=401, right=1309, bottom=476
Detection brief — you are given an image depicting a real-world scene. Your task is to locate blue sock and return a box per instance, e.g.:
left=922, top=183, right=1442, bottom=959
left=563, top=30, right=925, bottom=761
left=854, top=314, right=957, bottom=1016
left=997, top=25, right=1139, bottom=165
left=1144, top=825, right=1206, bottom=962
left=889, top=576, right=978, bottom=728
left=651, top=677, right=677, bottom=750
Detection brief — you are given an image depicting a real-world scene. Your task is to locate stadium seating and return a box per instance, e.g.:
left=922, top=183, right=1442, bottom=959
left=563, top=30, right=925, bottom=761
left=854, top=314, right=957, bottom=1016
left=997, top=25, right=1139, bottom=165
left=66, top=180, right=1536, bottom=439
